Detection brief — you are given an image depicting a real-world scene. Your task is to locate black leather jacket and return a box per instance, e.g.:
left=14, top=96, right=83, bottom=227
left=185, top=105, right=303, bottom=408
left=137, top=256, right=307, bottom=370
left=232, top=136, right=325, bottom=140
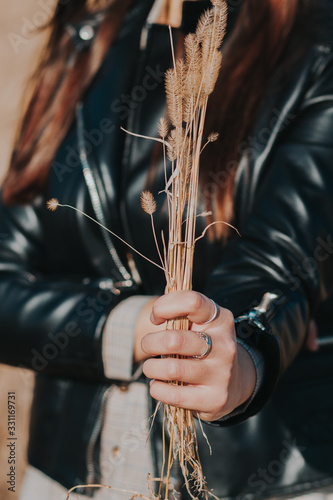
left=1, top=1, right=333, bottom=498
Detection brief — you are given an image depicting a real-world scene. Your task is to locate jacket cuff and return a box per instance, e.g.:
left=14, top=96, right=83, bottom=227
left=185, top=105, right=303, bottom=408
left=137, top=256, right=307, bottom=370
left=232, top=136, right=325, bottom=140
left=102, top=295, right=154, bottom=381
left=218, top=339, right=265, bottom=422
left=211, top=292, right=281, bottom=426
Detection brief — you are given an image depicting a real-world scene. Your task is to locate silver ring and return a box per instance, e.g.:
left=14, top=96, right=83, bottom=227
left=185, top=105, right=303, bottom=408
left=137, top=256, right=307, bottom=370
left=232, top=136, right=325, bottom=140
left=202, top=299, right=218, bottom=324
left=191, top=332, right=212, bottom=359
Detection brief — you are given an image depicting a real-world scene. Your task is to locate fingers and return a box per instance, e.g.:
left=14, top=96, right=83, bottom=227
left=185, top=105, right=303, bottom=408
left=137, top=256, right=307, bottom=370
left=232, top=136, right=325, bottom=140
left=149, top=380, right=228, bottom=420
left=142, top=290, right=242, bottom=421
left=141, top=329, right=211, bottom=358
left=143, top=356, right=211, bottom=385
left=306, top=320, right=318, bottom=352
left=150, top=291, right=220, bottom=326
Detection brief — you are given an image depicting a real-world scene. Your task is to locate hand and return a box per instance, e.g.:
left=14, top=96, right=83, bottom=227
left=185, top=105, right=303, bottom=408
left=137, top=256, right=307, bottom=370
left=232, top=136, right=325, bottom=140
left=141, top=290, right=256, bottom=421
left=133, top=297, right=166, bottom=364
left=306, top=320, right=318, bottom=352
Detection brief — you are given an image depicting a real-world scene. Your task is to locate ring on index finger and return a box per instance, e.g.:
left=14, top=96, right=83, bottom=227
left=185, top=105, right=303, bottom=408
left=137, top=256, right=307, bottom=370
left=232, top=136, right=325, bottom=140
left=191, top=331, right=212, bottom=360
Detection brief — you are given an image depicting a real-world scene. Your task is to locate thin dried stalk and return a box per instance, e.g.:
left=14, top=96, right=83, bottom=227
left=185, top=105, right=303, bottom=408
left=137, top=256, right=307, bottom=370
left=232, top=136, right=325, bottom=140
left=52, top=1, right=228, bottom=498
left=152, top=2, right=228, bottom=499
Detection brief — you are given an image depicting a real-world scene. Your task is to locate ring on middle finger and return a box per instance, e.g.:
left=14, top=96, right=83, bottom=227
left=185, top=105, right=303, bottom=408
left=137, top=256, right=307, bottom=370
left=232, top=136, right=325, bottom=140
left=191, top=331, right=212, bottom=359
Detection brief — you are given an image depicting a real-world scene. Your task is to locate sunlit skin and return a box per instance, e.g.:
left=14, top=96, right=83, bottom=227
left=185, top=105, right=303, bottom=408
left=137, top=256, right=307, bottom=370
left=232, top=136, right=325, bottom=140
left=134, top=290, right=257, bottom=422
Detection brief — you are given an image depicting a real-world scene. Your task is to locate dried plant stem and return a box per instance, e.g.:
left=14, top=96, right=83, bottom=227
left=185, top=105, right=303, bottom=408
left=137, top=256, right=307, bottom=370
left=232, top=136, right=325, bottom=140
left=150, top=214, right=165, bottom=269
left=157, top=2, right=228, bottom=498
left=49, top=202, right=167, bottom=275
left=53, top=2, right=229, bottom=498
left=165, top=406, right=176, bottom=500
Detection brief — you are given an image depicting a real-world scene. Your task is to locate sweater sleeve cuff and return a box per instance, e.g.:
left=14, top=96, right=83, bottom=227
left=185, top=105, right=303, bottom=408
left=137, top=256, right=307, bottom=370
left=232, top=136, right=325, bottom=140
left=102, top=295, right=154, bottom=381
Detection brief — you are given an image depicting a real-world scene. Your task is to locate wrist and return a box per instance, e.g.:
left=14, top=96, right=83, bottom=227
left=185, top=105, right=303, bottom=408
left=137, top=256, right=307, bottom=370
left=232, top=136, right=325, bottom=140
left=134, top=296, right=159, bottom=363
left=236, top=342, right=257, bottom=407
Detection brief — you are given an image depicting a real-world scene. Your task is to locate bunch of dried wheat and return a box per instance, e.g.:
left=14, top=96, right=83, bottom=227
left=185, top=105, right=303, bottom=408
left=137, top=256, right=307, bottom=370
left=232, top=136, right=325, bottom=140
left=140, top=2, right=228, bottom=498
left=49, top=2, right=228, bottom=498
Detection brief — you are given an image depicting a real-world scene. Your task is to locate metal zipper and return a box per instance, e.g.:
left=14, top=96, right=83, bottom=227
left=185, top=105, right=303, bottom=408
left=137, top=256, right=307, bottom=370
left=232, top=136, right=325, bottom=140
left=253, top=292, right=279, bottom=314
left=139, top=0, right=163, bottom=50
left=86, top=385, right=114, bottom=484
left=317, top=336, right=333, bottom=347
left=76, top=103, right=134, bottom=293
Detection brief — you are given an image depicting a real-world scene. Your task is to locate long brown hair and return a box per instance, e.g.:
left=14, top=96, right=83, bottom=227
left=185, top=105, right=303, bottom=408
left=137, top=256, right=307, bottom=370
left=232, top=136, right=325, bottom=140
left=2, top=0, right=132, bottom=205
left=2, top=0, right=312, bottom=208
left=202, top=0, right=309, bottom=231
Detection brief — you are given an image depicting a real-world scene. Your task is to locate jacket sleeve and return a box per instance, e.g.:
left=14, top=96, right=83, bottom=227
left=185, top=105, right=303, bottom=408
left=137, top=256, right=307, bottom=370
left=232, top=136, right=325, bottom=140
left=0, top=198, right=128, bottom=381
left=205, top=48, right=333, bottom=424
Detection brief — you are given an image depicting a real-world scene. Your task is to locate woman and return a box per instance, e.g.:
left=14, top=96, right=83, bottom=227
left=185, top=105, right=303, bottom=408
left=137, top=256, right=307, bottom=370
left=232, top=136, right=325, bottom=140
left=0, top=0, right=333, bottom=498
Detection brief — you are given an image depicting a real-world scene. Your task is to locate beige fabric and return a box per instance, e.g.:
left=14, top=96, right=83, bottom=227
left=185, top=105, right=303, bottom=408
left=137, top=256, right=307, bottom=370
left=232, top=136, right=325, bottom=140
left=19, top=383, right=154, bottom=500
left=19, top=297, right=154, bottom=500
left=102, top=295, right=152, bottom=381
left=18, top=296, right=333, bottom=500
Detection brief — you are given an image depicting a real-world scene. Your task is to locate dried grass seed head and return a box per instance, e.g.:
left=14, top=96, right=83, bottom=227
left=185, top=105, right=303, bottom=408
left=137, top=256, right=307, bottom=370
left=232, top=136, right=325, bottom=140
left=184, top=33, right=200, bottom=70
left=183, top=94, right=195, bottom=123
left=165, top=68, right=182, bottom=129
left=158, top=117, right=169, bottom=139
left=214, top=2, right=228, bottom=49
left=207, top=131, right=219, bottom=142
left=47, top=198, right=59, bottom=211
left=195, top=9, right=215, bottom=44
left=202, top=49, right=222, bottom=96
left=196, top=2, right=227, bottom=50
left=140, top=191, right=156, bottom=215
left=166, top=127, right=182, bottom=161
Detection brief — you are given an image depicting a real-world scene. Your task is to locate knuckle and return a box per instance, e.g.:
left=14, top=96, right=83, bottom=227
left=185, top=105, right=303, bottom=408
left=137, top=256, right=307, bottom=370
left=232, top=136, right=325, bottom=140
left=151, top=301, right=160, bottom=319
left=169, top=387, right=182, bottom=407
left=199, top=391, right=228, bottom=421
left=188, top=292, right=204, bottom=311
left=215, top=391, right=228, bottom=412
left=167, top=359, right=182, bottom=380
left=198, top=412, right=215, bottom=422
left=226, top=339, right=237, bottom=361
left=221, top=360, right=234, bottom=387
left=222, top=309, right=235, bottom=328
left=166, top=331, right=184, bottom=353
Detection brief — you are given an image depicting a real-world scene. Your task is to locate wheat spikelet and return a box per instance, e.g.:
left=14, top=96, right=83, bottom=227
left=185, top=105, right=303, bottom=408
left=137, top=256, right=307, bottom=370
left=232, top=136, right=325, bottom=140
left=165, top=68, right=182, bottom=128
left=202, top=49, right=222, bottom=96
left=140, top=191, right=156, bottom=215
left=184, top=33, right=201, bottom=71
left=166, top=129, right=178, bottom=161
left=184, top=67, right=202, bottom=105
left=183, top=34, right=203, bottom=117
left=149, top=2, right=228, bottom=499
left=168, top=127, right=185, bottom=155
left=158, top=117, right=169, bottom=139
left=195, top=9, right=215, bottom=43
left=208, top=132, right=219, bottom=142
left=213, top=4, right=228, bottom=49
left=183, top=94, right=195, bottom=124
left=175, top=59, right=186, bottom=90
left=196, top=4, right=227, bottom=51
left=46, top=198, right=59, bottom=211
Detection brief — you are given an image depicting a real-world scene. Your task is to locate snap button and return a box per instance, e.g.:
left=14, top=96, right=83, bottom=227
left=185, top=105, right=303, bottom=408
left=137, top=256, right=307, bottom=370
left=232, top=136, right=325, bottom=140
left=79, top=25, right=94, bottom=41
left=119, top=384, right=129, bottom=392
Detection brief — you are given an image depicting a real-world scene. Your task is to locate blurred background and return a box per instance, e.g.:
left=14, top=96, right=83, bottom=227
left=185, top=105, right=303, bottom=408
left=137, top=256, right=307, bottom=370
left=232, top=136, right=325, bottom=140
left=0, top=2, right=53, bottom=498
